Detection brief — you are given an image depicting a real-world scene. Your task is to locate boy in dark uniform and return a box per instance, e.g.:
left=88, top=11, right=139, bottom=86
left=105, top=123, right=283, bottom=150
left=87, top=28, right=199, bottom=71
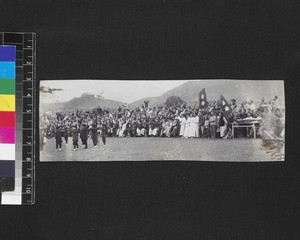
left=100, top=120, right=108, bottom=149
left=90, top=123, right=98, bottom=148
left=55, top=126, right=63, bottom=152
left=62, top=126, right=69, bottom=145
left=80, top=124, right=88, bottom=149
left=71, top=126, right=79, bottom=150
left=79, top=125, right=84, bottom=145
left=113, top=120, right=119, bottom=137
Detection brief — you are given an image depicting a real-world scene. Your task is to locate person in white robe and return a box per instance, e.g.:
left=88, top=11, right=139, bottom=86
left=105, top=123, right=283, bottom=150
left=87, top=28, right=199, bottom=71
left=136, top=127, right=141, bottom=136
left=194, top=113, right=199, bottom=138
left=184, top=114, right=192, bottom=138
left=119, top=120, right=127, bottom=137
left=179, top=115, right=186, bottom=137
left=188, top=115, right=196, bottom=137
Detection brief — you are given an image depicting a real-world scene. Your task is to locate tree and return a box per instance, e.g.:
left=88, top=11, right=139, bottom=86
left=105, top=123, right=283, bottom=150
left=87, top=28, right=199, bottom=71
left=80, top=92, right=104, bottom=99
left=165, top=96, right=186, bottom=108
left=80, top=92, right=94, bottom=98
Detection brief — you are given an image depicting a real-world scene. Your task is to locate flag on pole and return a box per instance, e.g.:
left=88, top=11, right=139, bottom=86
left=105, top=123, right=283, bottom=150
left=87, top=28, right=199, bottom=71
left=199, top=88, right=208, bottom=108
left=220, top=95, right=232, bottom=117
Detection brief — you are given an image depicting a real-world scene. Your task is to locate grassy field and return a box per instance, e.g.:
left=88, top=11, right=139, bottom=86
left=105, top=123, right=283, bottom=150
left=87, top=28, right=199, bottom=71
left=40, top=137, right=281, bottom=162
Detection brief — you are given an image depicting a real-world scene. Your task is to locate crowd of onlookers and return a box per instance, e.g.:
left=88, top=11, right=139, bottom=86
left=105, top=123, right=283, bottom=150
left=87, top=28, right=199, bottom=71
left=40, top=95, right=284, bottom=150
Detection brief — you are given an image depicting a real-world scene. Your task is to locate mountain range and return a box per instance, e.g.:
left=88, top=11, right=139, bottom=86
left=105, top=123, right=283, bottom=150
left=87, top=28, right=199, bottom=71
left=130, top=80, right=284, bottom=107
left=40, top=80, right=284, bottom=112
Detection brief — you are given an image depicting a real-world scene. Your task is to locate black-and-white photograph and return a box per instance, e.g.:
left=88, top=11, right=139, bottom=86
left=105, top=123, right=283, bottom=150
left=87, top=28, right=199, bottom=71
left=39, top=79, right=285, bottom=161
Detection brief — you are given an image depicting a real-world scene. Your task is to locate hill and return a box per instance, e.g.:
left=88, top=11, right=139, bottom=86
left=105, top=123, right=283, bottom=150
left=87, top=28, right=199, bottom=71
left=40, top=80, right=284, bottom=112
left=40, top=93, right=124, bottom=112
left=129, top=80, right=284, bottom=107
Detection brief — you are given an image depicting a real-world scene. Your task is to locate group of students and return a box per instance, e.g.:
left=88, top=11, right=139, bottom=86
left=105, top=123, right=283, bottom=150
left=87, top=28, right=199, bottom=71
left=50, top=122, right=108, bottom=152
left=40, top=96, right=283, bottom=152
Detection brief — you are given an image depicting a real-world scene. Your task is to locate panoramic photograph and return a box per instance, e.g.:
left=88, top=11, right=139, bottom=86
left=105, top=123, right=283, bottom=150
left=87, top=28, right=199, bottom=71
left=39, top=79, right=285, bottom=161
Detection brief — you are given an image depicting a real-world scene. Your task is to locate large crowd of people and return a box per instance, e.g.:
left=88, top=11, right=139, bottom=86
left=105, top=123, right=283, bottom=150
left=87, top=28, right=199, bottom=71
left=40, top=96, right=284, bottom=152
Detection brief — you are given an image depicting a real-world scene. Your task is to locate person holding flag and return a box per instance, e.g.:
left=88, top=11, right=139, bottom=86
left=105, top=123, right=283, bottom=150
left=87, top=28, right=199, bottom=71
left=220, top=95, right=235, bottom=137
left=220, top=95, right=233, bottom=117
left=199, top=88, right=209, bottom=109
left=218, top=111, right=228, bottom=138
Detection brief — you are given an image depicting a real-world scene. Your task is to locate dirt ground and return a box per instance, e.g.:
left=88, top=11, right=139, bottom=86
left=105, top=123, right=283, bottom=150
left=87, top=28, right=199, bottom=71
left=40, top=137, right=282, bottom=162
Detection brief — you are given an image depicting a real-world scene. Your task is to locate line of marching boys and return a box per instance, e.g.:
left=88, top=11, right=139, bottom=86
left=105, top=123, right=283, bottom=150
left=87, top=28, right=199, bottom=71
left=52, top=121, right=108, bottom=152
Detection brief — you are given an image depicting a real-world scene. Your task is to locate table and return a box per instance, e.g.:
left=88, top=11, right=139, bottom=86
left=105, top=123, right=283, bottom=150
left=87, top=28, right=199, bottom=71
left=232, top=120, right=261, bottom=139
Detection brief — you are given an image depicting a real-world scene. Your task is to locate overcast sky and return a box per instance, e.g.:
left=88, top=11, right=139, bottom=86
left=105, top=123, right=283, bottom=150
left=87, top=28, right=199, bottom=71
left=40, top=79, right=191, bottom=104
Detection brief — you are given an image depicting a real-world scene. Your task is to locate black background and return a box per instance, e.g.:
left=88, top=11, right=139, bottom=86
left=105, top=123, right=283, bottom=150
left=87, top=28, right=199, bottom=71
left=0, top=1, right=299, bottom=239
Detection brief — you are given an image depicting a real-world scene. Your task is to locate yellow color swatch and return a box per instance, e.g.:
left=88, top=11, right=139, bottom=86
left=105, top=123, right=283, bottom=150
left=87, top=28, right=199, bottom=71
left=0, top=94, right=15, bottom=111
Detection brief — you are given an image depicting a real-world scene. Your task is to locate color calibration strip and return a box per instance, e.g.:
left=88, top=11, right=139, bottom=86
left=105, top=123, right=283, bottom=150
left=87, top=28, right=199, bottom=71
left=0, top=45, right=16, bottom=200
left=0, top=32, right=35, bottom=205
